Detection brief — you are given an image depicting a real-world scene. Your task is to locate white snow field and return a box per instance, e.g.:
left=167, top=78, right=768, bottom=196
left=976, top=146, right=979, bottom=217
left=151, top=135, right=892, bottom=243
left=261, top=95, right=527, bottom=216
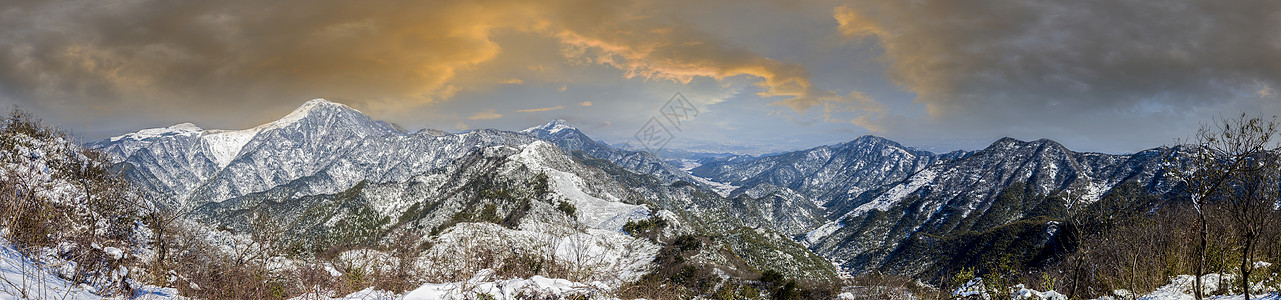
left=951, top=275, right=1281, bottom=300
left=0, top=237, right=181, bottom=300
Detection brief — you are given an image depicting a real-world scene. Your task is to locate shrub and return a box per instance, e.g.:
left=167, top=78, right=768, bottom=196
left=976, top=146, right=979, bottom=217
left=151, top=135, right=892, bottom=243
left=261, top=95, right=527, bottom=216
left=673, top=235, right=701, bottom=252
left=761, top=269, right=785, bottom=285
left=622, top=217, right=668, bottom=241
left=557, top=201, right=577, bottom=216
left=0, top=107, right=145, bottom=296
left=500, top=199, right=531, bottom=229
left=771, top=280, right=798, bottom=300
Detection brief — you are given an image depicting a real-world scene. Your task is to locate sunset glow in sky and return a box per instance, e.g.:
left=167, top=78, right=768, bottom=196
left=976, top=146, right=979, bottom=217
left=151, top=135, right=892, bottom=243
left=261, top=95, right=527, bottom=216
left=3, top=0, right=1280, bottom=153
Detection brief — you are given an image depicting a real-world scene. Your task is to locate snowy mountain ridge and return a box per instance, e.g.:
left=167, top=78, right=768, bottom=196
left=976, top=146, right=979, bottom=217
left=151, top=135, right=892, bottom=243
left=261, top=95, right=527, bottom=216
left=102, top=99, right=364, bottom=167
left=8, top=98, right=1263, bottom=299
left=682, top=132, right=1188, bottom=278
left=520, top=118, right=696, bottom=184
left=86, top=98, right=1196, bottom=288
left=520, top=118, right=575, bottom=135
left=89, top=98, right=407, bottom=207
left=88, top=99, right=840, bottom=285
left=801, top=137, right=1178, bottom=277
left=691, top=135, right=942, bottom=208
left=107, top=122, right=203, bottom=142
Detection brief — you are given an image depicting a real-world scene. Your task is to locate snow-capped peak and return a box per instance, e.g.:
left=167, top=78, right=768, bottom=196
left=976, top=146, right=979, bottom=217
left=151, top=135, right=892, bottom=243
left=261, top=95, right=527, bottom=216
left=988, top=137, right=1025, bottom=150
left=202, top=98, right=376, bottom=168
left=522, top=119, right=577, bottom=135
left=100, top=98, right=374, bottom=169
left=263, top=98, right=355, bottom=130
left=108, top=122, right=203, bottom=142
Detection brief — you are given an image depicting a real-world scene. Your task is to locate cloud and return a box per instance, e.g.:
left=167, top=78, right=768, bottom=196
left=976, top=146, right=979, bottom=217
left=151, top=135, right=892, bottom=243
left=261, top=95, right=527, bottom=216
left=0, top=0, right=877, bottom=134
left=580, top=101, right=592, bottom=107
left=552, top=13, right=882, bottom=118
left=834, top=0, right=1281, bottom=145
left=1258, top=85, right=1275, bottom=98
left=833, top=6, right=887, bottom=39
left=0, top=0, right=545, bottom=126
left=516, top=105, right=564, bottom=113
left=467, top=109, right=502, bottom=120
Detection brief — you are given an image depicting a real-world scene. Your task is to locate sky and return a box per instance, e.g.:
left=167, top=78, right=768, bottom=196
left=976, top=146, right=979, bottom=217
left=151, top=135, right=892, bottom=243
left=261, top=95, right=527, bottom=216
left=2, top=0, right=1280, bottom=154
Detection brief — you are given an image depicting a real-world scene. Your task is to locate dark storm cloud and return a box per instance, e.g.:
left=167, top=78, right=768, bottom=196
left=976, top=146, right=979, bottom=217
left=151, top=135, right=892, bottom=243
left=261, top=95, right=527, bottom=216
left=836, top=0, right=1281, bottom=150
left=5, top=0, right=1272, bottom=153
left=0, top=0, right=881, bottom=135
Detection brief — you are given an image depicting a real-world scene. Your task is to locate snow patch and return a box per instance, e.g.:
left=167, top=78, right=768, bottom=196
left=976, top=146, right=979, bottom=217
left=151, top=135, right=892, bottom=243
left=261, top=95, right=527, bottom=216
left=853, top=169, right=937, bottom=214
left=298, top=270, right=609, bottom=300
left=1011, top=284, right=1067, bottom=300
left=1045, top=221, right=1061, bottom=237
left=804, top=221, right=843, bottom=245
left=0, top=237, right=180, bottom=299
left=512, top=141, right=649, bottom=230
left=1077, top=180, right=1107, bottom=205
left=102, top=247, right=124, bottom=260
left=429, top=222, right=658, bottom=285
left=202, top=129, right=258, bottom=167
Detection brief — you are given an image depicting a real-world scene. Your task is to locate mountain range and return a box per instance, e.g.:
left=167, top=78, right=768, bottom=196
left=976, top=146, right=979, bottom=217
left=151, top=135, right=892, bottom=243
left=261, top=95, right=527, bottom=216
left=89, top=98, right=1187, bottom=282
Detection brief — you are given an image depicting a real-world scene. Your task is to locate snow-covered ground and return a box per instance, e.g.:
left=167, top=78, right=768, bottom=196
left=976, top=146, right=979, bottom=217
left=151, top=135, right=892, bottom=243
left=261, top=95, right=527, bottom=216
left=293, top=269, right=614, bottom=300
left=802, top=221, right=843, bottom=246
left=852, top=169, right=937, bottom=214
left=953, top=275, right=1281, bottom=300
left=0, top=238, right=181, bottom=300
left=511, top=141, right=651, bottom=231
left=428, top=222, right=658, bottom=285
left=2, top=224, right=637, bottom=300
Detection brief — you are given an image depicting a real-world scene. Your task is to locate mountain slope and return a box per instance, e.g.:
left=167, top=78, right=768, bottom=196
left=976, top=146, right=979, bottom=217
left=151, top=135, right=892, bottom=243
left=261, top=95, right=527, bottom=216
left=684, top=135, right=947, bottom=237
left=92, top=100, right=840, bottom=283
left=195, top=135, right=837, bottom=280
left=195, top=140, right=650, bottom=252
left=569, top=151, right=838, bottom=279
left=809, top=137, right=1177, bottom=278
left=691, top=135, right=943, bottom=208
left=90, top=99, right=403, bottom=207
left=0, top=110, right=169, bottom=297
left=521, top=119, right=695, bottom=184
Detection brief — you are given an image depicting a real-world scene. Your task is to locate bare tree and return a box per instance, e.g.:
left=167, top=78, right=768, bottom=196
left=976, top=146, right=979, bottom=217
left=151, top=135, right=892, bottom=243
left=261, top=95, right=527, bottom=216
left=1059, top=189, right=1093, bottom=299
left=1223, top=143, right=1280, bottom=299
left=1170, top=114, right=1281, bottom=299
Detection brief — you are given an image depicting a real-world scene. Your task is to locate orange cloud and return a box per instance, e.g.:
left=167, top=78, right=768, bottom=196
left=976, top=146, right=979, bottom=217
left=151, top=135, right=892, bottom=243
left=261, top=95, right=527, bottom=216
left=516, top=105, right=564, bottom=113
left=552, top=27, right=876, bottom=116
left=467, top=109, right=503, bottom=120
left=833, top=6, right=888, bottom=39
left=1, top=0, right=882, bottom=128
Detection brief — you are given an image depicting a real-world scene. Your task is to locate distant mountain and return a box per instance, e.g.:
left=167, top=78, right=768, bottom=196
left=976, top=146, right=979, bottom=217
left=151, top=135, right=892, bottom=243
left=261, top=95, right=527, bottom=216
left=684, top=133, right=1185, bottom=280
left=521, top=119, right=695, bottom=183
left=195, top=139, right=650, bottom=245
left=91, top=100, right=839, bottom=280
left=807, top=137, right=1177, bottom=279
left=94, top=98, right=1190, bottom=283
left=89, top=99, right=408, bottom=207
left=691, top=135, right=943, bottom=207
